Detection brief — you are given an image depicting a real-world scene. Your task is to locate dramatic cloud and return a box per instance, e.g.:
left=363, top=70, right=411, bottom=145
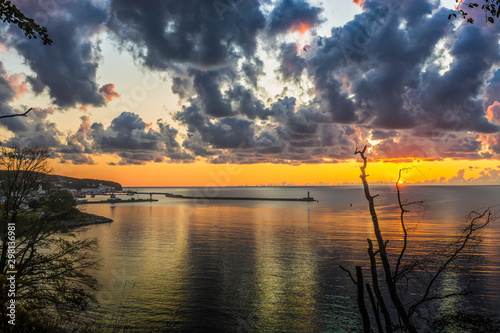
left=414, top=23, right=500, bottom=133
left=189, top=68, right=235, bottom=117
left=371, top=132, right=487, bottom=160
left=32, top=107, right=55, bottom=120
left=268, top=0, right=323, bottom=35
left=107, top=0, right=266, bottom=69
left=171, top=77, right=192, bottom=99
left=484, top=69, right=500, bottom=109
left=1, top=107, right=64, bottom=150
left=60, top=115, right=94, bottom=163
left=0, top=62, right=32, bottom=133
left=242, top=57, right=264, bottom=88
left=277, top=43, right=307, bottom=82
left=2, top=0, right=500, bottom=168
left=99, top=83, right=120, bottom=101
left=226, top=85, right=272, bottom=120
left=0, top=62, right=17, bottom=101
left=89, top=112, right=192, bottom=165
left=2, top=0, right=107, bottom=108
left=5, top=73, right=29, bottom=100
left=0, top=64, right=63, bottom=150
left=175, top=96, right=357, bottom=164
left=486, top=102, right=500, bottom=124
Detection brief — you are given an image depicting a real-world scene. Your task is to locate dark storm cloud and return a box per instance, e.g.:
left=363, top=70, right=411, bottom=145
left=60, top=154, right=96, bottom=165
left=0, top=62, right=94, bottom=163
left=305, top=0, right=500, bottom=140
left=90, top=112, right=161, bottom=151
left=490, top=134, right=500, bottom=154
left=26, top=76, right=44, bottom=95
left=3, top=0, right=108, bottom=108
left=278, top=43, right=306, bottom=82
left=226, top=85, right=272, bottom=120
left=175, top=104, right=254, bottom=149
left=114, top=151, right=165, bottom=165
left=3, top=112, right=98, bottom=165
left=107, top=0, right=265, bottom=69
left=242, top=58, right=264, bottom=88
left=171, top=77, right=192, bottom=99
left=371, top=132, right=486, bottom=160
left=189, top=68, right=235, bottom=117
left=0, top=63, right=63, bottom=148
left=0, top=62, right=25, bottom=132
left=414, top=24, right=500, bottom=133
left=156, top=121, right=194, bottom=161
left=268, top=0, right=323, bottom=35
left=309, top=0, right=447, bottom=128
left=175, top=94, right=358, bottom=163
left=181, top=131, right=219, bottom=158
left=484, top=69, right=500, bottom=109
left=3, top=0, right=499, bottom=166
left=207, top=118, right=255, bottom=148
left=3, top=119, right=63, bottom=149
left=370, top=129, right=399, bottom=140
left=89, top=112, right=193, bottom=165
left=61, top=116, right=93, bottom=155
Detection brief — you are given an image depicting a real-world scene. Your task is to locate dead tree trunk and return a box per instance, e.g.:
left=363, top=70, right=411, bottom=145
left=366, top=282, right=384, bottom=333
left=355, top=147, right=417, bottom=333
left=368, top=238, right=394, bottom=333
left=356, top=266, right=371, bottom=333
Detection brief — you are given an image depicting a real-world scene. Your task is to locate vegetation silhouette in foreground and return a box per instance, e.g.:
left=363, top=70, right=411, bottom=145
left=0, top=2, right=51, bottom=44
left=340, top=146, right=495, bottom=332
left=0, top=146, right=98, bottom=332
left=452, top=0, right=500, bottom=23
left=0, top=108, right=32, bottom=120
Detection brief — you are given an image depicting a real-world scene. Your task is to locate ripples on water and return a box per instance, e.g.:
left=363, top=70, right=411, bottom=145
left=77, top=186, right=500, bottom=332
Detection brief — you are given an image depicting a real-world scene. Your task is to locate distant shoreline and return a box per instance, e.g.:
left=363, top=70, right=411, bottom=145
left=57, top=212, right=113, bottom=229
left=121, top=184, right=500, bottom=189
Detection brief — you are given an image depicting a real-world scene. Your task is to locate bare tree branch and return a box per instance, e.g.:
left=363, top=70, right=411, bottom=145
left=0, top=108, right=32, bottom=120
left=339, top=265, right=357, bottom=285
left=394, top=168, right=411, bottom=280
left=367, top=238, right=393, bottom=333
left=355, top=146, right=417, bottom=333
left=409, top=208, right=494, bottom=316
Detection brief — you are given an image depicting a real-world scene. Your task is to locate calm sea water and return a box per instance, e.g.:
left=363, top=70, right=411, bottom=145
left=77, top=185, right=500, bottom=332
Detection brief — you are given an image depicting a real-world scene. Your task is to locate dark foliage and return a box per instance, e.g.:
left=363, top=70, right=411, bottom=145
left=0, top=1, right=52, bottom=44
left=451, top=0, right=500, bottom=23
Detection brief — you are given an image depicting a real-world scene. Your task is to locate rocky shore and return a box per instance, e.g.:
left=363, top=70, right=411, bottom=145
left=57, top=212, right=113, bottom=229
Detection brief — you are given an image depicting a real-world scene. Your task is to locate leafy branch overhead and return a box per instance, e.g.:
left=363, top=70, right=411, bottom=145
left=451, top=0, right=500, bottom=23
left=0, top=0, right=52, bottom=45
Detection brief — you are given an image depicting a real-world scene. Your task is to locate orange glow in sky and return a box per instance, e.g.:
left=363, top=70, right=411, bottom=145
left=52, top=157, right=500, bottom=187
left=291, top=22, right=311, bottom=35
left=352, top=0, right=365, bottom=8
left=1, top=1, right=499, bottom=190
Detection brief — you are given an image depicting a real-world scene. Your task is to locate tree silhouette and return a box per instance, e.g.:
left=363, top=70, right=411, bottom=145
left=0, top=146, right=98, bottom=332
left=0, top=1, right=52, bottom=45
left=0, top=108, right=32, bottom=120
left=451, top=0, right=500, bottom=23
left=340, top=146, right=495, bottom=331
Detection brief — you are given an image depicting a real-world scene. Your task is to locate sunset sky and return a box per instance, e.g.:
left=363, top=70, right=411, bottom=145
left=1, top=0, right=500, bottom=187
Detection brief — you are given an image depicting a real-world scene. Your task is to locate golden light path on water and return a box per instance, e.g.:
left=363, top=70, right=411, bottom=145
left=76, top=185, right=500, bottom=331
